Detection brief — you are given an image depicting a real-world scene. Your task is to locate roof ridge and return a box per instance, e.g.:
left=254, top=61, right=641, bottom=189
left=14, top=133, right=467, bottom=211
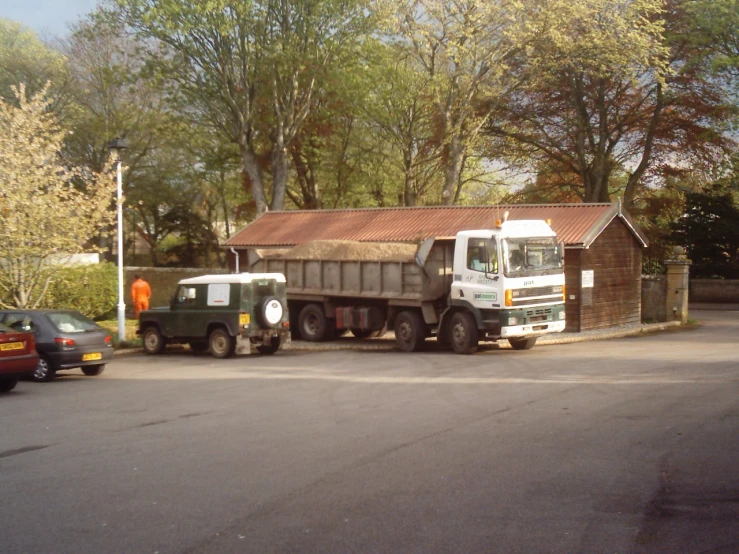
left=261, top=202, right=615, bottom=215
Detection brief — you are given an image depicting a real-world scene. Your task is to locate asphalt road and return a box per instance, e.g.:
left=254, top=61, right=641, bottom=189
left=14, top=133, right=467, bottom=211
left=1, top=309, right=737, bottom=554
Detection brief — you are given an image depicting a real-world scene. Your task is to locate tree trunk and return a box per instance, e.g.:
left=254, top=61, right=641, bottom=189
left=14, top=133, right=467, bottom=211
left=270, top=146, right=288, bottom=211
left=442, top=136, right=465, bottom=205
left=240, top=145, right=267, bottom=214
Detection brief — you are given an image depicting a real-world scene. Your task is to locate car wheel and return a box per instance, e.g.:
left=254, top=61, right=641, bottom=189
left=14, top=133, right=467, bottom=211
left=33, top=355, right=57, bottom=382
left=189, top=341, right=209, bottom=354
left=508, top=337, right=537, bottom=350
left=449, top=312, right=479, bottom=355
left=209, top=328, right=235, bottom=359
left=0, top=378, right=19, bottom=393
left=142, top=326, right=166, bottom=355
left=82, top=365, right=105, bottom=376
left=298, top=304, right=328, bottom=342
left=394, top=311, right=426, bottom=352
left=257, top=337, right=281, bottom=355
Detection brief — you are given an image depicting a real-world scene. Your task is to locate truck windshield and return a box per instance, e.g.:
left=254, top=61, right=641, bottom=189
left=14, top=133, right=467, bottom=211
left=503, top=237, right=562, bottom=276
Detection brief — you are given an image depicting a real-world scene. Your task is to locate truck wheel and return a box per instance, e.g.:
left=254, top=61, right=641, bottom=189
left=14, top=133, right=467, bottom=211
left=209, top=328, right=235, bottom=359
left=394, top=311, right=426, bottom=352
left=449, top=312, right=479, bottom=354
left=257, top=337, right=281, bottom=355
left=508, top=337, right=537, bottom=350
left=298, top=304, right=328, bottom=342
left=142, top=326, right=166, bottom=355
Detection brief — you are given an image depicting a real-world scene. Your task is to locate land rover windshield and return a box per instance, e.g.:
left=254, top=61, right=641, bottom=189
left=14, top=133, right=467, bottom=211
left=502, top=237, right=562, bottom=277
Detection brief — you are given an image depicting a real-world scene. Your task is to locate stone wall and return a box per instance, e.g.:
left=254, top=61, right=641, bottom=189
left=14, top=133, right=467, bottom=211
left=124, top=267, right=230, bottom=314
left=690, top=279, right=739, bottom=303
left=641, top=275, right=667, bottom=322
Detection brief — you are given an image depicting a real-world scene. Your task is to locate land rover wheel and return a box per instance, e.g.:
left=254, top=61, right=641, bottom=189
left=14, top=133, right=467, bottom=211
left=257, top=336, right=281, bottom=355
left=508, top=337, right=537, bottom=350
left=142, top=326, right=166, bottom=355
left=209, top=328, right=235, bottom=359
left=189, top=341, right=209, bottom=354
left=258, top=296, right=284, bottom=328
left=394, top=311, right=426, bottom=352
left=449, top=312, right=479, bottom=355
left=298, top=304, right=328, bottom=342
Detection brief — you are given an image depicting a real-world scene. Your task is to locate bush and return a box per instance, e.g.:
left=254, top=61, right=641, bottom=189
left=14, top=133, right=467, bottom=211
left=39, top=262, right=118, bottom=320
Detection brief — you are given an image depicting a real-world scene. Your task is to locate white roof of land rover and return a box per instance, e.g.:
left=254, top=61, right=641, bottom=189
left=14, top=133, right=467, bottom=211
left=179, top=273, right=286, bottom=285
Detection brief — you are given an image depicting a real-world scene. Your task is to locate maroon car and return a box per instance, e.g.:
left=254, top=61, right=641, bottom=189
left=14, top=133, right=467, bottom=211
left=0, top=323, right=38, bottom=393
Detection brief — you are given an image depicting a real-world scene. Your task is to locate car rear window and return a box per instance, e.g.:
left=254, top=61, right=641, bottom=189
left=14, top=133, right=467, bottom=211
left=47, top=312, right=99, bottom=333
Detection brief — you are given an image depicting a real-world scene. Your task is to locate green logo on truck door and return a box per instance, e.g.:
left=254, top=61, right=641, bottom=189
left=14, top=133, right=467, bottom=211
left=474, top=292, right=497, bottom=301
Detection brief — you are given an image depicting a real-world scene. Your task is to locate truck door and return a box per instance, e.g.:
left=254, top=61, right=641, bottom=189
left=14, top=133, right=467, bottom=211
left=453, top=236, right=502, bottom=308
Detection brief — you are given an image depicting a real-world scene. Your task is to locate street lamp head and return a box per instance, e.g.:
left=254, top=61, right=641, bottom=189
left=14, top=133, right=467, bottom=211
left=107, top=137, right=128, bottom=157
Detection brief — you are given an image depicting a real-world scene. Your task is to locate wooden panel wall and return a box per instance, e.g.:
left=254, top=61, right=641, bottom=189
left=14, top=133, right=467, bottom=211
left=564, top=249, right=582, bottom=332
left=578, top=221, right=643, bottom=330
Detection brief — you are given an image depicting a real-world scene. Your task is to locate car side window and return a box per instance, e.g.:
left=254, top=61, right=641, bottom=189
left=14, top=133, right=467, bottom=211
left=176, top=286, right=198, bottom=305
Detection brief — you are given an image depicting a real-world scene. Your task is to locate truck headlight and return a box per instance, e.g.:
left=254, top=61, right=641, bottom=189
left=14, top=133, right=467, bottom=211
left=559, top=311, right=566, bottom=320
left=508, top=316, right=519, bottom=326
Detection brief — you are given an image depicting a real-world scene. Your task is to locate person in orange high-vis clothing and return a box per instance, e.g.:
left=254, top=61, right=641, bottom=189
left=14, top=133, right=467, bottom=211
left=131, top=274, right=152, bottom=318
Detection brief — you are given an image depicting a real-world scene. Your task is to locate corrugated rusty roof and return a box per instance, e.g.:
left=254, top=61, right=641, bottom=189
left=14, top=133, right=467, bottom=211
left=224, top=203, right=648, bottom=249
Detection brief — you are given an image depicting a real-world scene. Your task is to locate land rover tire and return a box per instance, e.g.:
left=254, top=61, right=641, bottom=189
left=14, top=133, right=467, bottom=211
left=257, top=296, right=284, bottom=329
left=142, top=326, right=166, bottom=355
left=209, top=327, right=235, bottom=359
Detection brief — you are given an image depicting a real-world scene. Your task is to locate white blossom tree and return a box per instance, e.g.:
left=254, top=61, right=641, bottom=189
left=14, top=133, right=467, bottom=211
left=0, top=85, right=116, bottom=308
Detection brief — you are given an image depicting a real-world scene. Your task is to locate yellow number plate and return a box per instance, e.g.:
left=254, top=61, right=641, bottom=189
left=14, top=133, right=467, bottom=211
left=0, top=342, right=24, bottom=351
left=239, top=314, right=250, bottom=325
left=82, top=352, right=102, bottom=361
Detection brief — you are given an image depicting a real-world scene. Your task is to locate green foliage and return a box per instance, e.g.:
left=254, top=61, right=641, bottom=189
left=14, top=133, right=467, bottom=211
left=38, top=262, right=118, bottom=320
left=671, top=183, right=739, bottom=278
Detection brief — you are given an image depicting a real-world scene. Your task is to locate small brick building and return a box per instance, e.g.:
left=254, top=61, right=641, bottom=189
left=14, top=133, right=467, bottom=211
left=225, top=203, right=648, bottom=332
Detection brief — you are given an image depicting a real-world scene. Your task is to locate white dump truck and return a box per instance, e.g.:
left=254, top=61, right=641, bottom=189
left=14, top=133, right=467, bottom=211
left=247, top=218, right=566, bottom=354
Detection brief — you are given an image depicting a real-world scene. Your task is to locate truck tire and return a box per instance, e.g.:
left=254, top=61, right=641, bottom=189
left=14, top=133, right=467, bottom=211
left=508, top=337, right=537, bottom=350
left=257, top=296, right=284, bottom=329
left=209, top=328, right=236, bottom=358
left=298, top=304, right=328, bottom=342
left=449, top=312, right=479, bottom=354
left=142, top=326, right=166, bottom=355
left=394, top=311, right=426, bottom=352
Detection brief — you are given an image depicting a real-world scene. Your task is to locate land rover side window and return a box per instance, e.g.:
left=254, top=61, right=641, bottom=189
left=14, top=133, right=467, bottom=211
left=466, top=239, right=498, bottom=273
left=207, top=283, right=230, bottom=306
left=177, top=286, right=197, bottom=305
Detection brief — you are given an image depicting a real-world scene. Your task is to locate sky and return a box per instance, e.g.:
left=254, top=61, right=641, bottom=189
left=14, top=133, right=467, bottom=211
left=2, top=0, right=99, bottom=38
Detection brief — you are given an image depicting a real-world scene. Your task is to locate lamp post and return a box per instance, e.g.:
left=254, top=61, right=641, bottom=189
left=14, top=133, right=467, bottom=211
left=107, top=138, right=127, bottom=343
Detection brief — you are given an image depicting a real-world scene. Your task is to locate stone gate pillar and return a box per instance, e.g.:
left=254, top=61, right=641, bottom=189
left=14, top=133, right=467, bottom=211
left=665, top=246, right=691, bottom=323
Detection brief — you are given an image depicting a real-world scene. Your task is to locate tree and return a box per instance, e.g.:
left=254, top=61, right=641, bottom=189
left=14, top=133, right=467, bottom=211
left=671, top=182, right=739, bottom=278
left=488, top=0, right=736, bottom=208
left=387, top=0, right=549, bottom=204
left=116, top=0, right=375, bottom=215
left=0, top=85, right=116, bottom=308
left=0, top=19, right=69, bottom=107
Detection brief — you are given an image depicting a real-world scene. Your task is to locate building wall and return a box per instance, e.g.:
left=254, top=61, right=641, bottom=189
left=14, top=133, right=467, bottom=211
left=563, top=249, right=582, bottom=332
left=641, top=275, right=667, bottom=322
left=576, top=221, right=643, bottom=331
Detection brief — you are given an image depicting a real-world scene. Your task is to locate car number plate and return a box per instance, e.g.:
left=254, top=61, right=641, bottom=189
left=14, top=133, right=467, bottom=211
left=82, top=352, right=102, bottom=361
left=0, top=342, right=24, bottom=351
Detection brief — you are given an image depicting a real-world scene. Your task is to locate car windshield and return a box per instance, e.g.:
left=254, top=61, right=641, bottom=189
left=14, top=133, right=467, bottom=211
left=503, top=237, right=562, bottom=276
left=47, top=312, right=99, bottom=333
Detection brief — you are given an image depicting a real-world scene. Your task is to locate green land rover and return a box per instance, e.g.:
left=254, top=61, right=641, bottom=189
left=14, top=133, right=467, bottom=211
left=137, top=273, right=290, bottom=358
